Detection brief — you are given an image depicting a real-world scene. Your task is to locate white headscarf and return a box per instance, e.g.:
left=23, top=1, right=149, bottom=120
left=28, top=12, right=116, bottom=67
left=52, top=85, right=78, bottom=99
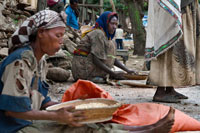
left=8, top=10, right=66, bottom=54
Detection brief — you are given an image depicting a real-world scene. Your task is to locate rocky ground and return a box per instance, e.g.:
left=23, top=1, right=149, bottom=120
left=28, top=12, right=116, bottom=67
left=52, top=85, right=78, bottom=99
left=48, top=52, right=200, bottom=122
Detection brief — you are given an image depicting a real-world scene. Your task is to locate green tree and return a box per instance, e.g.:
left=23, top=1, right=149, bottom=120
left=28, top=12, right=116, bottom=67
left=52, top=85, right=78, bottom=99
left=37, top=0, right=47, bottom=12
left=123, top=0, right=146, bottom=55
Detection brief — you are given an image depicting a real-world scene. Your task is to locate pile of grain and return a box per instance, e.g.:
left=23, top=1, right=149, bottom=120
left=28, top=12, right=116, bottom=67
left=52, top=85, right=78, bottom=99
left=76, top=103, right=108, bottom=109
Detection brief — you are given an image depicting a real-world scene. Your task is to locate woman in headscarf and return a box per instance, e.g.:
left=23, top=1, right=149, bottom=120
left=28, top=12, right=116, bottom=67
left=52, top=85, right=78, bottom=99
left=145, top=0, right=200, bottom=103
left=72, top=11, right=136, bottom=83
left=0, top=10, right=86, bottom=133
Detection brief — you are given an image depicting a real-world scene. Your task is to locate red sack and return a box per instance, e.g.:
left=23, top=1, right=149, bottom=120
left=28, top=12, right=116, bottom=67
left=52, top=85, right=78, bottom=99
left=61, top=79, right=113, bottom=102
left=62, top=80, right=200, bottom=132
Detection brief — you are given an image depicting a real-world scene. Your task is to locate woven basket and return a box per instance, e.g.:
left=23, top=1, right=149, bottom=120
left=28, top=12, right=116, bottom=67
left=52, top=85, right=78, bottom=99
left=123, top=73, right=148, bottom=80
left=46, top=98, right=121, bottom=124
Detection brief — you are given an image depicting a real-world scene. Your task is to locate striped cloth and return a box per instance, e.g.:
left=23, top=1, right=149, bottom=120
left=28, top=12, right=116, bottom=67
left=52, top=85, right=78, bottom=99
left=145, top=0, right=182, bottom=60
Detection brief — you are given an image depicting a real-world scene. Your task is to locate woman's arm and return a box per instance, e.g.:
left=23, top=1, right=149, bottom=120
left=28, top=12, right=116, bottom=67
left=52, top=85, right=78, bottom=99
left=5, top=106, right=85, bottom=127
left=93, top=56, right=127, bottom=80
left=40, top=101, right=59, bottom=110
left=93, top=55, right=116, bottom=76
left=114, top=58, right=137, bottom=74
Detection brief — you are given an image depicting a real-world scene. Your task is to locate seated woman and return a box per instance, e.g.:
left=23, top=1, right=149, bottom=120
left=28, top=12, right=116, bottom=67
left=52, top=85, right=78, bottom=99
left=72, top=11, right=135, bottom=82
left=0, top=10, right=174, bottom=133
left=0, top=10, right=85, bottom=133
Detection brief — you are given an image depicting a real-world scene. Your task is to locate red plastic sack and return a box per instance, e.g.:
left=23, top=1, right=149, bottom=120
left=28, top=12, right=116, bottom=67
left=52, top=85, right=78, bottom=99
left=61, top=79, right=113, bottom=102
left=62, top=80, right=200, bottom=132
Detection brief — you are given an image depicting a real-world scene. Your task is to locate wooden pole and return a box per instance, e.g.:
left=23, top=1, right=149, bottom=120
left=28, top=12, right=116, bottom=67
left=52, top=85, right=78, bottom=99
left=81, top=0, right=86, bottom=24
left=92, top=8, right=95, bottom=25
left=78, top=4, right=103, bottom=8
left=37, top=0, right=47, bottom=12
left=109, top=0, right=116, bottom=12
left=100, top=0, right=104, bottom=14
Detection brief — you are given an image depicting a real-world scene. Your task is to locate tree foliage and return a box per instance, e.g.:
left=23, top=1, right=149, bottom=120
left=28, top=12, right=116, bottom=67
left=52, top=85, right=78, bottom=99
left=85, top=0, right=128, bottom=14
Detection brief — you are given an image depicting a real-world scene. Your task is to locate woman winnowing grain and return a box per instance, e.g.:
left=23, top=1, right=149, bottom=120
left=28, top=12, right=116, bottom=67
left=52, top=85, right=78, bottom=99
left=72, top=11, right=136, bottom=83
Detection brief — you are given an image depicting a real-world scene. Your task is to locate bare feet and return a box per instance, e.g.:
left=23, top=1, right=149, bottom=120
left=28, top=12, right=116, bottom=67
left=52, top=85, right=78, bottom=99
left=153, top=87, right=181, bottom=103
left=124, top=107, right=175, bottom=133
left=166, top=87, right=188, bottom=99
left=153, top=94, right=181, bottom=103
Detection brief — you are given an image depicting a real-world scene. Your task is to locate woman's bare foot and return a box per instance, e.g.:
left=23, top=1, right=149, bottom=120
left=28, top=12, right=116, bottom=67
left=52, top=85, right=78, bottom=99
left=153, top=94, right=180, bottom=103
left=166, top=87, right=188, bottom=99
left=124, top=107, right=175, bottom=133
left=153, top=87, right=180, bottom=103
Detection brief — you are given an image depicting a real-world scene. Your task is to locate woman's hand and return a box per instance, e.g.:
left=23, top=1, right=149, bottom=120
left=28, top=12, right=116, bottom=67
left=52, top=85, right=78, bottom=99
left=55, top=106, right=85, bottom=127
left=111, top=71, right=127, bottom=80
left=126, top=69, right=138, bottom=75
left=5, top=107, right=85, bottom=127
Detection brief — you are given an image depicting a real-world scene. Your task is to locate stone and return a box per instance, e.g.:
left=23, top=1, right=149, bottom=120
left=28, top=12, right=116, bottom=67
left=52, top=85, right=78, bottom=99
left=46, top=67, right=71, bottom=82
left=0, top=42, right=7, bottom=47
left=63, top=38, right=77, bottom=54
left=2, top=9, right=11, bottom=16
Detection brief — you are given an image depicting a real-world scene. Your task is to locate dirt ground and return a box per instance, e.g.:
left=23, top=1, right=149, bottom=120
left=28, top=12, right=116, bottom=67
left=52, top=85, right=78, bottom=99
left=48, top=51, right=200, bottom=122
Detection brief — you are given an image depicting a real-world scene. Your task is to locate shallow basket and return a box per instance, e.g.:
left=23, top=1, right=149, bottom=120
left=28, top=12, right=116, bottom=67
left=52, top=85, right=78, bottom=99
left=46, top=98, right=121, bottom=124
left=123, top=73, right=148, bottom=80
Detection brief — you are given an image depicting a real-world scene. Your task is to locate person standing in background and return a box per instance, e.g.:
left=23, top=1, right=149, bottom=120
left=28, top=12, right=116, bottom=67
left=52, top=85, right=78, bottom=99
left=115, top=24, right=124, bottom=49
left=65, top=0, right=79, bottom=30
left=145, top=0, right=200, bottom=103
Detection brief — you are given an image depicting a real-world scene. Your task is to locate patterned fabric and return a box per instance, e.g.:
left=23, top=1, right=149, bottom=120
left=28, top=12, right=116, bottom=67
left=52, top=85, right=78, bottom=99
left=72, top=29, right=116, bottom=80
left=148, top=0, right=200, bottom=86
left=0, top=45, right=51, bottom=133
left=95, top=11, right=118, bottom=40
left=17, top=121, right=127, bottom=133
left=145, top=0, right=182, bottom=60
left=8, top=10, right=66, bottom=54
left=73, top=49, right=89, bottom=57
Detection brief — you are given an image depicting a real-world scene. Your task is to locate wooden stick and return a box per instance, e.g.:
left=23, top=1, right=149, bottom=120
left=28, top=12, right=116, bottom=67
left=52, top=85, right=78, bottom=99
left=118, top=80, right=155, bottom=88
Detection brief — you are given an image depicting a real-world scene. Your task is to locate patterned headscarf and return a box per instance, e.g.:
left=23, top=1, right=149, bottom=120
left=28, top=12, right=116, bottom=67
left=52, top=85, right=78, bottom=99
left=8, top=10, right=66, bottom=54
left=95, top=11, right=118, bottom=40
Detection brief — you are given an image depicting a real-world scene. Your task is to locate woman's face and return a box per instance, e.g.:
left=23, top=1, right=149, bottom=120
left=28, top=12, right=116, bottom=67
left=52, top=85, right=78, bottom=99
left=71, top=2, right=78, bottom=10
left=108, top=16, right=118, bottom=34
left=39, top=27, right=65, bottom=56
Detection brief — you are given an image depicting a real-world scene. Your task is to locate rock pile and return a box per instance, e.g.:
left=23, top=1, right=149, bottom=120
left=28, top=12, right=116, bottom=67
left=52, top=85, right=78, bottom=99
left=0, top=0, right=33, bottom=59
left=0, top=0, right=82, bottom=82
